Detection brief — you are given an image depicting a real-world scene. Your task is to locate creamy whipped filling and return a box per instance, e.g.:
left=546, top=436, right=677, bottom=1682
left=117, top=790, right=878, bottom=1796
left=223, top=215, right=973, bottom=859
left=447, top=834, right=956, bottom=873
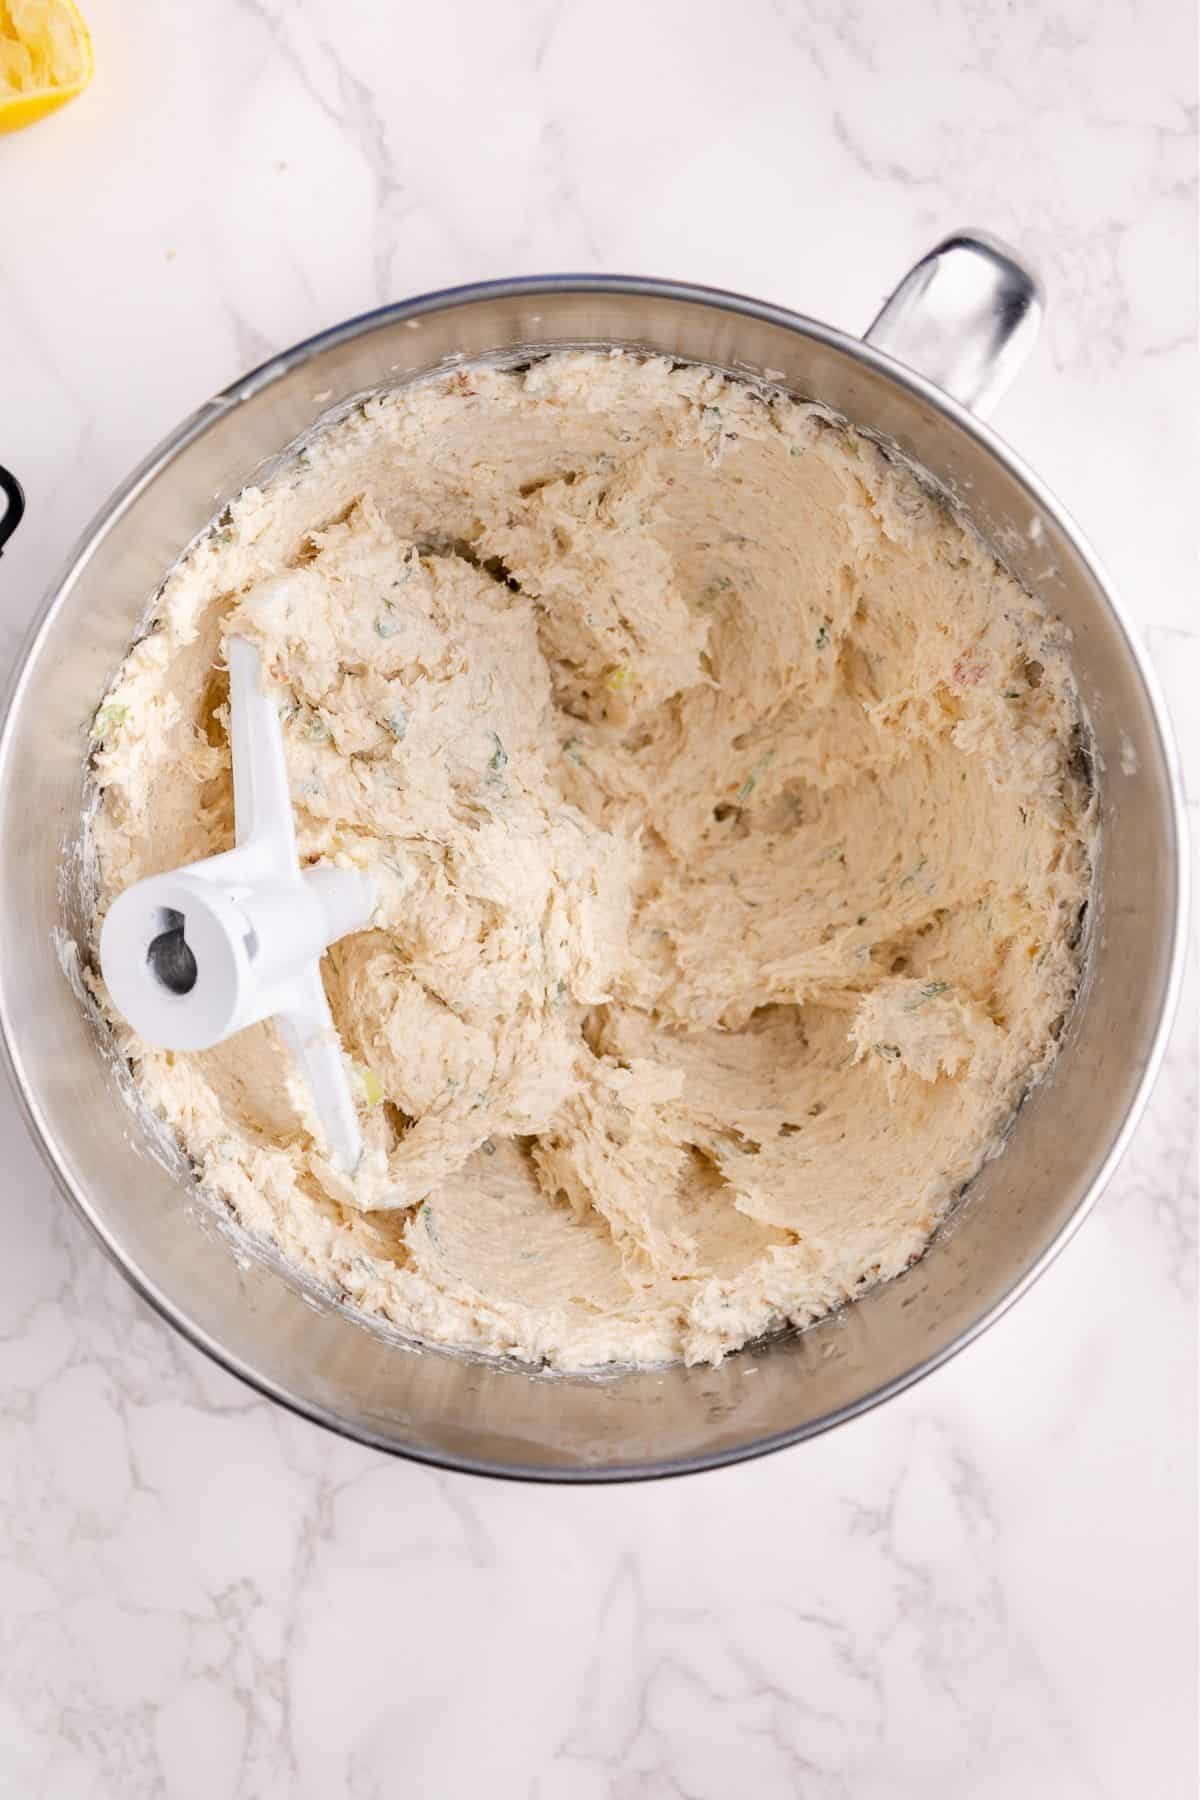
left=87, top=351, right=1093, bottom=1369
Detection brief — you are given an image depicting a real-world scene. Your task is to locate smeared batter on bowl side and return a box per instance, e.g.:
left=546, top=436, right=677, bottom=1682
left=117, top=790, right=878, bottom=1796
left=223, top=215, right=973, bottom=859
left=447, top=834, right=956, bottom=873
left=88, top=351, right=1093, bottom=1368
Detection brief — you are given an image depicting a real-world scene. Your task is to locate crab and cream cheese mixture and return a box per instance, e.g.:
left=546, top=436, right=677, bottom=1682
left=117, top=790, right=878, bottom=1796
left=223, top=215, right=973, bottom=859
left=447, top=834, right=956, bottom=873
left=87, top=351, right=1093, bottom=1369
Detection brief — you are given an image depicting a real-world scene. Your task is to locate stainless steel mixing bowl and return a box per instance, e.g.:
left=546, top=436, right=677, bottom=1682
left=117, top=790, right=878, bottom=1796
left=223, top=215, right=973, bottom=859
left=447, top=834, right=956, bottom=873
left=0, top=234, right=1186, bottom=1480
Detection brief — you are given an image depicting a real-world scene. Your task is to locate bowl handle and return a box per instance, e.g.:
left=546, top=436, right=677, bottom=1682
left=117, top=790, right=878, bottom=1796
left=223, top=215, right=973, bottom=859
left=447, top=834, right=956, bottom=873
left=864, top=230, right=1043, bottom=419
left=0, top=465, right=24, bottom=557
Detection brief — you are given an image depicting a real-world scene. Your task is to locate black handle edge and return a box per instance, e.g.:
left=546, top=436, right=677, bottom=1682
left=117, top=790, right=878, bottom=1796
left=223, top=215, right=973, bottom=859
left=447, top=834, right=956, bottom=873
left=0, top=466, right=25, bottom=556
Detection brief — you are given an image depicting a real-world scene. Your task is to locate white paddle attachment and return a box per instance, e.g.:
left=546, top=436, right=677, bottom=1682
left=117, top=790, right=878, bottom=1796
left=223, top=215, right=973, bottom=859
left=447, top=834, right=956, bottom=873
left=100, top=638, right=375, bottom=1171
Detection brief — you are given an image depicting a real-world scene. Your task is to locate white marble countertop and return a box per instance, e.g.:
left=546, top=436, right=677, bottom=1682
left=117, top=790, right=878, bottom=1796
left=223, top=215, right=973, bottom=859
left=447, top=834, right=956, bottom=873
left=1, top=1, right=1195, bottom=1794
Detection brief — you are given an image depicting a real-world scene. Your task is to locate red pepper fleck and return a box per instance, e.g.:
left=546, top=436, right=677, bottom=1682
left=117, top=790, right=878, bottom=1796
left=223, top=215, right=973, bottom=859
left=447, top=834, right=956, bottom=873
left=952, top=655, right=987, bottom=686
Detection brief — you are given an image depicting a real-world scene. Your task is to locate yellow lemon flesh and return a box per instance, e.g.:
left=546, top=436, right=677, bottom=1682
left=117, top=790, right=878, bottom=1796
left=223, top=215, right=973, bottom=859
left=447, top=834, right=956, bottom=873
left=0, top=0, right=92, bottom=133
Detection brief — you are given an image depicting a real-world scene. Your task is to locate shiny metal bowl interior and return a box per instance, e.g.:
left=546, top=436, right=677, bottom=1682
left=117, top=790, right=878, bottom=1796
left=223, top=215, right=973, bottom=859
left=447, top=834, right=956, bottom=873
left=0, top=278, right=1186, bottom=1480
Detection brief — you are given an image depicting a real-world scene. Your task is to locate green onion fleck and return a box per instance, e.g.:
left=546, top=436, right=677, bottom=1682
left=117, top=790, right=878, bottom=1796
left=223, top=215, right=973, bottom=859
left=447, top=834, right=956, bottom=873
left=737, top=751, right=774, bottom=802
left=904, top=980, right=949, bottom=1011
left=92, top=702, right=128, bottom=738
left=353, top=1063, right=383, bottom=1107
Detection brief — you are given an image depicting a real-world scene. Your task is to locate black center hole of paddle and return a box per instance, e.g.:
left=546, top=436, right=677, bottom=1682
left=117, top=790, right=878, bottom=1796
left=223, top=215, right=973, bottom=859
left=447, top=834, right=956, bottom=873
left=147, top=908, right=197, bottom=996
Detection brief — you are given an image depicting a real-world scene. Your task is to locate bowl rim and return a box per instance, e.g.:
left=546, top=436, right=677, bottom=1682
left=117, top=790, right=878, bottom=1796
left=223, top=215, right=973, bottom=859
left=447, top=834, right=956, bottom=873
left=0, top=271, right=1188, bottom=1482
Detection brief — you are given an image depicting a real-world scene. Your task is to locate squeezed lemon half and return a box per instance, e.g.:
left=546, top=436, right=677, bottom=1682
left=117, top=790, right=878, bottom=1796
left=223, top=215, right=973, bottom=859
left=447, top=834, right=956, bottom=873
left=0, top=0, right=93, bottom=133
